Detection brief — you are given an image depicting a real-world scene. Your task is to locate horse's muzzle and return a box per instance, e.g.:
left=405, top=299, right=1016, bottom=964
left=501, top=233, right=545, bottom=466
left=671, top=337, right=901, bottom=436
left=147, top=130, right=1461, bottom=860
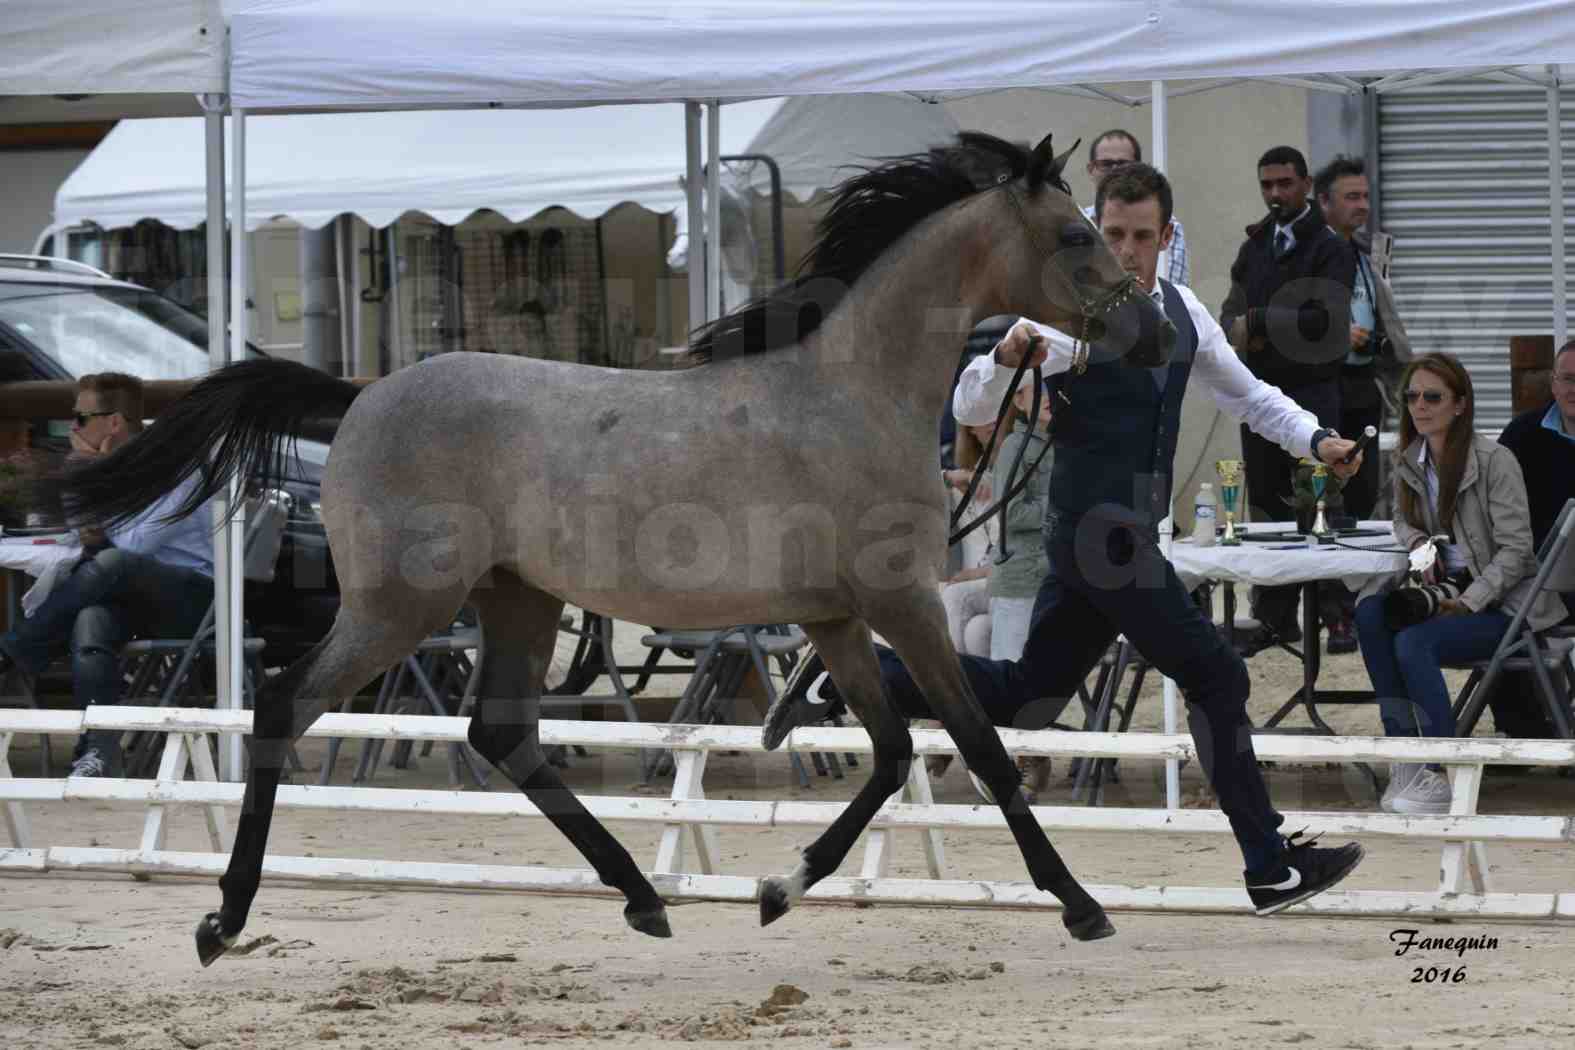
left=1087, top=294, right=1177, bottom=369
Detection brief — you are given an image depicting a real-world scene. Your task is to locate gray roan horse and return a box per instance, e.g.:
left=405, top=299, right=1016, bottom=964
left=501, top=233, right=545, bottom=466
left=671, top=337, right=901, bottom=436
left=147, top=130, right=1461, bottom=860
left=51, top=132, right=1174, bottom=966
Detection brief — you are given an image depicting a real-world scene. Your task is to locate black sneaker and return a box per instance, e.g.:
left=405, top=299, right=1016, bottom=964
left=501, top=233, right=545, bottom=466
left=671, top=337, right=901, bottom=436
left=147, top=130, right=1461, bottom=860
left=1245, top=830, right=1364, bottom=916
left=69, top=747, right=109, bottom=778
left=760, top=651, right=840, bottom=751
left=1326, top=621, right=1358, bottom=655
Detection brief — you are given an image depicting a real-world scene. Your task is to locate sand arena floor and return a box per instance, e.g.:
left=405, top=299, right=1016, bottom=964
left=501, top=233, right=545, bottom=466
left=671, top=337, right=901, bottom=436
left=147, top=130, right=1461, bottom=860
left=4, top=619, right=1574, bottom=1049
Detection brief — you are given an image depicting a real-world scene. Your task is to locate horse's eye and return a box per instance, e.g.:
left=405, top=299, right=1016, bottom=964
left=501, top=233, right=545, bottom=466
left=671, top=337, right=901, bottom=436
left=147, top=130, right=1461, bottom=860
left=1060, top=222, right=1095, bottom=247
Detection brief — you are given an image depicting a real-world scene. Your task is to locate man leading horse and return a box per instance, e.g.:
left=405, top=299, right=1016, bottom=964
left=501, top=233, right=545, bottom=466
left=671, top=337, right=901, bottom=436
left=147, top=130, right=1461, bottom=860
left=767, top=163, right=1368, bottom=916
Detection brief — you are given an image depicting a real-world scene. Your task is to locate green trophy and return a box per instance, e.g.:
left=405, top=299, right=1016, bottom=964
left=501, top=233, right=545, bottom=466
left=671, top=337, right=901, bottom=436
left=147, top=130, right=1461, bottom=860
left=1309, top=461, right=1333, bottom=538
left=1215, top=459, right=1244, bottom=546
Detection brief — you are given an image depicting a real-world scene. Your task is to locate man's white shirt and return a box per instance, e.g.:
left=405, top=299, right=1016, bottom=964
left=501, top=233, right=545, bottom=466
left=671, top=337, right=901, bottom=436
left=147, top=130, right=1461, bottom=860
left=951, top=280, right=1320, bottom=461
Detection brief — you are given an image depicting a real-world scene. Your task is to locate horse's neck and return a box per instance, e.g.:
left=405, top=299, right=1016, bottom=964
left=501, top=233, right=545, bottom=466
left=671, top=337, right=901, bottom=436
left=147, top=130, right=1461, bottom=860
left=804, top=216, right=982, bottom=424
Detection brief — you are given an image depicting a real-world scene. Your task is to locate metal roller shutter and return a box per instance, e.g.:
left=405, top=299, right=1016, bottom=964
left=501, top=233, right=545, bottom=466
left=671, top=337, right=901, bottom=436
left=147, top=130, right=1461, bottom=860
left=1378, top=81, right=1565, bottom=435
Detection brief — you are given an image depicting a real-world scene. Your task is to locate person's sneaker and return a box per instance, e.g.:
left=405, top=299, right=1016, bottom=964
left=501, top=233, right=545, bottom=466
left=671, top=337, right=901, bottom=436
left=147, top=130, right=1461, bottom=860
left=760, top=653, right=840, bottom=751
left=1379, top=762, right=1422, bottom=812
left=1387, top=768, right=1452, bottom=815
left=69, top=748, right=109, bottom=778
left=1246, top=830, right=1365, bottom=916
left=1326, top=621, right=1358, bottom=655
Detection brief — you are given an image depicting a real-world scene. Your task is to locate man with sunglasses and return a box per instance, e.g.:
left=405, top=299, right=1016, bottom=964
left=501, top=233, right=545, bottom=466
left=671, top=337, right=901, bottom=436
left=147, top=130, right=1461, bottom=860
left=0, top=373, right=216, bottom=777
left=1489, top=341, right=1575, bottom=739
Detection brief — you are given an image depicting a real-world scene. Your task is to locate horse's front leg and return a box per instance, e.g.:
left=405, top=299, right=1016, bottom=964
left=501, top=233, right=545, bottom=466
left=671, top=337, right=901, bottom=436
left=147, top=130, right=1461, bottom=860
left=873, top=605, right=1114, bottom=942
left=759, top=616, right=912, bottom=926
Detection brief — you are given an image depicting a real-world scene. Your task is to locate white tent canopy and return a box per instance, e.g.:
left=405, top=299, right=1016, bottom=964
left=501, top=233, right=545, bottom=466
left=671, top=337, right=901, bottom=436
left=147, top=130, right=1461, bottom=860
left=229, top=0, right=1575, bottom=110
left=53, top=93, right=958, bottom=232
left=0, top=0, right=223, bottom=124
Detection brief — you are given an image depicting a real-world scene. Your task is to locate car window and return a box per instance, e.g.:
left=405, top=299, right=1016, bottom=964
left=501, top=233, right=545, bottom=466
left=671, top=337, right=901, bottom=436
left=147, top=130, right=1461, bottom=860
left=0, top=284, right=214, bottom=380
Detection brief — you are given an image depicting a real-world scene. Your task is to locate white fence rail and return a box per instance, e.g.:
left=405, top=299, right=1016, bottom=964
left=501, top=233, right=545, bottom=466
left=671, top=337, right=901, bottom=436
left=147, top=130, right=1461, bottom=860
left=3, top=707, right=1574, bottom=921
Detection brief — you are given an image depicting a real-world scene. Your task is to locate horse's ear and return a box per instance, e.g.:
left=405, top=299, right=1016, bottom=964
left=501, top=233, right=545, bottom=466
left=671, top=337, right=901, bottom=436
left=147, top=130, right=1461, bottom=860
left=1026, top=133, right=1056, bottom=187
left=1051, top=138, right=1081, bottom=181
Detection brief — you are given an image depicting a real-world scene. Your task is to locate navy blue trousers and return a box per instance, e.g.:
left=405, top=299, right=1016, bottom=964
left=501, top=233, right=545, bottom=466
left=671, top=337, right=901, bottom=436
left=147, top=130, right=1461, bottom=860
left=877, top=511, right=1286, bottom=873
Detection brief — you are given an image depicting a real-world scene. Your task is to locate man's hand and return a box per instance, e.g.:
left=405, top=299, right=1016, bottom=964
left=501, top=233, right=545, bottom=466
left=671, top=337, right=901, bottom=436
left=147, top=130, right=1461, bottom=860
left=994, top=324, right=1049, bottom=370
left=68, top=429, right=113, bottom=459
left=1437, top=597, right=1468, bottom=617
left=77, top=525, right=109, bottom=548
left=1227, top=315, right=1249, bottom=349
left=1350, top=324, right=1371, bottom=350
left=1315, top=436, right=1363, bottom=480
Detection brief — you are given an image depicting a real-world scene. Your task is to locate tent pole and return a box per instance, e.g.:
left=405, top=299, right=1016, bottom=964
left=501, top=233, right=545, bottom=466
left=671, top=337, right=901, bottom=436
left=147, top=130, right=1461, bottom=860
left=706, top=102, right=722, bottom=322
left=684, top=103, right=705, bottom=333
left=1550, top=66, right=1567, bottom=350
left=1152, top=79, right=1180, bottom=813
left=220, top=106, right=249, bottom=781
left=201, top=95, right=232, bottom=777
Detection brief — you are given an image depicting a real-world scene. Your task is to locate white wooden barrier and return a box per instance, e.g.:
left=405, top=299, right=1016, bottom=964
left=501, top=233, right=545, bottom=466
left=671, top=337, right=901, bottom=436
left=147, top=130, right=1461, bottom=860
left=3, top=707, right=1574, bottom=922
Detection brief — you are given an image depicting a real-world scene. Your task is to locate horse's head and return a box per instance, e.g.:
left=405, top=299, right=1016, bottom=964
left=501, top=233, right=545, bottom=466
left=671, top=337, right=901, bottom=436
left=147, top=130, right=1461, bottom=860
left=991, top=133, right=1176, bottom=369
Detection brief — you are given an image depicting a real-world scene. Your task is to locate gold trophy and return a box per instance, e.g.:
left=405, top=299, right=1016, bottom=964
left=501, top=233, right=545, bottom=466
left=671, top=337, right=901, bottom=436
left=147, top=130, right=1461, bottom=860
left=1215, top=459, right=1244, bottom=546
left=1309, top=461, right=1333, bottom=539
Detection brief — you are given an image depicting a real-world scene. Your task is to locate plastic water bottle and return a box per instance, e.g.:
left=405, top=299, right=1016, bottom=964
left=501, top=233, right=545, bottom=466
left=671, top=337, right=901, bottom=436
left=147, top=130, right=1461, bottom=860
left=1193, top=483, right=1217, bottom=547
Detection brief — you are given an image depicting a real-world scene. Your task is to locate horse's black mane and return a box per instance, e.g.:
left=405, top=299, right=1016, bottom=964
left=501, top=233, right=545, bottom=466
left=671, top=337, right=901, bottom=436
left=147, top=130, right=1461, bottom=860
left=687, top=132, right=1068, bottom=364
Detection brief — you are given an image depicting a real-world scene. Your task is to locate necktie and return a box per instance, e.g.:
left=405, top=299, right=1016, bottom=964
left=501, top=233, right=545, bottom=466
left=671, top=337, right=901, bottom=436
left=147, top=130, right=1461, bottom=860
left=1274, top=230, right=1291, bottom=259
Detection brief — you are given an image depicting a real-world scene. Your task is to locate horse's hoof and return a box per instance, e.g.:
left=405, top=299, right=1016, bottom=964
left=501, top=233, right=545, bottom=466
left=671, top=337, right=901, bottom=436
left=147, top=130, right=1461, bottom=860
left=194, top=912, right=237, bottom=967
left=1063, top=905, right=1116, bottom=942
left=759, top=878, right=792, bottom=926
left=624, top=905, right=672, bottom=939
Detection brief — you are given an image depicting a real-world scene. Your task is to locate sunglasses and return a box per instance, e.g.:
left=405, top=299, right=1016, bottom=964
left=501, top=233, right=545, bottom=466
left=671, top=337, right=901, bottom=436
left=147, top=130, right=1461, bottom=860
left=73, top=410, right=117, bottom=427
left=1402, top=390, right=1447, bottom=405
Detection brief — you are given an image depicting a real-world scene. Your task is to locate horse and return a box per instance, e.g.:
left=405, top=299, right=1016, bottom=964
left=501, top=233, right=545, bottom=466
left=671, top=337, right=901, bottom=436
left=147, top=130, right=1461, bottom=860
left=49, top=131, right=1175, bottom=966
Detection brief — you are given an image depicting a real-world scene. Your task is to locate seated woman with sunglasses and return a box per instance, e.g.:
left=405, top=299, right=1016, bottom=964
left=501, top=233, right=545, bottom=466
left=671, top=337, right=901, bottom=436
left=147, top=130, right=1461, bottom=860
left=1354, top=353, right=1566, bottom=814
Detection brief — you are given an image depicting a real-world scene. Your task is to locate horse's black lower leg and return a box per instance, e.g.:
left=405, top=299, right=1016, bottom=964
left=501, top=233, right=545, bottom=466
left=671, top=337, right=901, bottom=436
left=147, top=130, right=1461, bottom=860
left=878, top=613, right=1113, bottom=941
left=469, top=718, right=669, bottom=937
left=197, top=605, right=456, bottom=967
left=467, top=580, right=668, bottom=937
left=199, top=653, right=319, bottom=965
left=760, top=618, right=911, bottom=925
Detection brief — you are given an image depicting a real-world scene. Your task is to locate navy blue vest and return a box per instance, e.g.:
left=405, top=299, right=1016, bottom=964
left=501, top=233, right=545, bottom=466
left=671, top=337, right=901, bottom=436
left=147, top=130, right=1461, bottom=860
left=1047, top=280, right=1199, bottom=526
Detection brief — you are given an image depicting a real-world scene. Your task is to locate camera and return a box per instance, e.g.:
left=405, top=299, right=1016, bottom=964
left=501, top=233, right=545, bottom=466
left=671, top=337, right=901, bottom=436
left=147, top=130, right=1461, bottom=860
left=1381, top=578, right=1464, bottom=632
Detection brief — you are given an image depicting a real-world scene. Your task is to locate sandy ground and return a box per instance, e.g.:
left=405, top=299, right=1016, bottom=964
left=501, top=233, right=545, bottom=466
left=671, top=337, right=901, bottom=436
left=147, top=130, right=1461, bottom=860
left=4, top=617, right=1574, bottom=1049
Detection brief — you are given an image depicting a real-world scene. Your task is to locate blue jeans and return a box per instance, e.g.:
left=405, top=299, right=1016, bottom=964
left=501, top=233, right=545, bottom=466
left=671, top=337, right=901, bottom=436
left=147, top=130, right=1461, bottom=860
left=1353, top=595, right=1509, bottom=738
left=1, top=547, right=213, bottom=766
left=876, top=511, right=1286, bottom=875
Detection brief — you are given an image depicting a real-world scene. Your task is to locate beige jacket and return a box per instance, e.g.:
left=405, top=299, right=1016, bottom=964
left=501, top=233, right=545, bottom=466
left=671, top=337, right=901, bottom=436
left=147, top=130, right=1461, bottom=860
left=1368, top=435, right=1566, bottom=632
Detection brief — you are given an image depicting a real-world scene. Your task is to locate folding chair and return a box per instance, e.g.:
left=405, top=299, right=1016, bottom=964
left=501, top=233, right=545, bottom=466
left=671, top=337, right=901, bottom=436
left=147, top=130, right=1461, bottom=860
left=638, top=624, right=817, bottom=783
left=1452, top=497, right=1575, bottom=740
left=318, top=615, right=487, bottom=788
left=118, top=489, right=291, bottom=777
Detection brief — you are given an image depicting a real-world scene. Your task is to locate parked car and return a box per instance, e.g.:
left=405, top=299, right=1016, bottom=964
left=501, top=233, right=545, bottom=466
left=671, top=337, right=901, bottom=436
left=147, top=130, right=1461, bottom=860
left=0, top=254, right=338, bottom=667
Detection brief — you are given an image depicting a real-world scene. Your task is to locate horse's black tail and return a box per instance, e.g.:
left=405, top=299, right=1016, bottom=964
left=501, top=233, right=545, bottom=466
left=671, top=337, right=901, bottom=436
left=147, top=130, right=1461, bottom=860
left=36, top=359, right=362, bottom=528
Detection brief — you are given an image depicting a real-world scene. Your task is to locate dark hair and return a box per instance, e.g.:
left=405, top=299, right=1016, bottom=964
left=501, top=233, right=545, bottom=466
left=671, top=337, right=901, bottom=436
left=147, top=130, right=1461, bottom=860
left=1556, top=339, right=1575, bottom=365
left=1088, top=129, right=1141, bottom=166
left=1257, top=145, right=1308, bottom=178
left=689, top=132, right=1069, bottom=364
left=1395, top=353, right=1475, bottom=533
left=1094, top=163, right=1173, bottom=229
left=79, top=371, right=145, bottom=430
left=1313, top=155, right=1366, bottom=201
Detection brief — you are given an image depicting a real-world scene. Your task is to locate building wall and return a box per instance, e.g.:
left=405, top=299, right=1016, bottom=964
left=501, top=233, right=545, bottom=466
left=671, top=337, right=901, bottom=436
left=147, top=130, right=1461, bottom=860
left=0, top=148, right=91, bottom=253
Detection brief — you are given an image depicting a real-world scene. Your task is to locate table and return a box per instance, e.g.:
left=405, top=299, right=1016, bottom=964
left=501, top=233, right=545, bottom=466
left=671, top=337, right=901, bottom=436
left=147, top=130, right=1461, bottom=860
left=0, top=533, right=83, bottom=620
left=1172, top=522, right=1407, bottom=737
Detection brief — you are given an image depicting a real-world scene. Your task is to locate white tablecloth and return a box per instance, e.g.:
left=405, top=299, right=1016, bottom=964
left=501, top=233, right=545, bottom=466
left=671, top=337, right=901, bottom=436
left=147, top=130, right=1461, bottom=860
left=1172, top=520, right=1407, bottom=594
left=0, top=534, right=84, bottom=617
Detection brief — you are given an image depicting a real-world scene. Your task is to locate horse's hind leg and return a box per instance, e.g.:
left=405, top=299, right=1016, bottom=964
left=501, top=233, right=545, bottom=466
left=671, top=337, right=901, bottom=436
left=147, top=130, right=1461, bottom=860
left=760, top=616, right=911, bottom=926
left=465, top=575, right=669, bottom=938
left=874, top=608, right=1113, bottom=941
left=197, top=596, right=454, bottom=966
